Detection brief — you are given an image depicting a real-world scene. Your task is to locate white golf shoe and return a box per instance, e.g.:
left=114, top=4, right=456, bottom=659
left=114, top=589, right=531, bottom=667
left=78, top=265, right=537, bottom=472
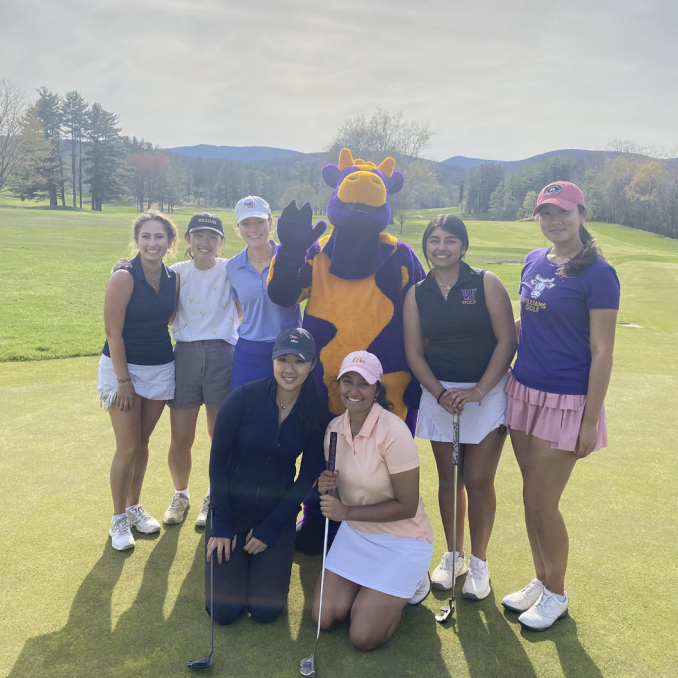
left=408, top=573, right=432, bottom=605
left=518, top=589, right=569, bottom=631
left=462, top=556, right=491, bottom=600
left=431, top=551, right=467, bottom=590
left=126, top=504, right=161, bottom=533
left=502, top=578, right=544, bottom=613
left=195, top=494, right=210, bottom=527
left=109, top=515, right=135, bottom=551
left=164, top=493, right=190, bottom=525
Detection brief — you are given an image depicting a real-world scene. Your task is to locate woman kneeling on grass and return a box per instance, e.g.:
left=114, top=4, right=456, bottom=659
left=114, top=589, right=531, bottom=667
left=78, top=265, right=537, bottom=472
left=206, top=328, right=328, bottom=624
left=99, top=211, right=179, bottom=551
left=502, top=181, right=619, bottom=630
left=404, top=214, right=517, bottom=600
left=314, top=351, right=434, bottom=651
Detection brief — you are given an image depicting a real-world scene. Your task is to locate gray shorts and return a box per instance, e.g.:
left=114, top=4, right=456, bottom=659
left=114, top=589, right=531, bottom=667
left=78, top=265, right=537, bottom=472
left=168, top=340, right=234, bottom=410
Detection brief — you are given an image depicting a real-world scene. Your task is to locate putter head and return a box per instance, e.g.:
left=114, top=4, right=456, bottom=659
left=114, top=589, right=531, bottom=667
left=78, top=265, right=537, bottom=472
left=187, top=657, right=212, bottom=669
left=435, top=600, right=455, bottom=624
left=300, top=653, right=316, bottom=677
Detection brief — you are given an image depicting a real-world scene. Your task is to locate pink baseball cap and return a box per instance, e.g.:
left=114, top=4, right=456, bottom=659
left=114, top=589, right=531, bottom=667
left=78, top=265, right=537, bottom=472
left=533, top=181, right=586, bottom=217
left=337, top=351, right=383, bottom=385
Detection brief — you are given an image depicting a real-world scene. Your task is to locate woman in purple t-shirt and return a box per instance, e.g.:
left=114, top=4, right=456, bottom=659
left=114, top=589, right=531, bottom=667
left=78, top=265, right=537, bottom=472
left=502, top=181, right=620, bottom=631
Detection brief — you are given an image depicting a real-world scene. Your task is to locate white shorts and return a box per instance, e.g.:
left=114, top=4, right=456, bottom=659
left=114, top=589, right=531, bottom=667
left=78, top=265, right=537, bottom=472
left=416, top=373, right=508, bottom=445
left=97, top=354, right=175, bottom=411
left=325, top=522, right=433, bottom=599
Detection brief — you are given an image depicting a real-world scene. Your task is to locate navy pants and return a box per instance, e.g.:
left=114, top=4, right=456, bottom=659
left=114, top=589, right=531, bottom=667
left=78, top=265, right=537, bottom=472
left=205, top=512, right=297, bottom=625
left=229, top=338, right=275, bottom=390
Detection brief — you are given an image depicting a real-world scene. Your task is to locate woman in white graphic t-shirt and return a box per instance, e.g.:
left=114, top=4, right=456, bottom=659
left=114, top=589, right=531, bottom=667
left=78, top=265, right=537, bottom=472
left=114, top=213, right=240, bottom=528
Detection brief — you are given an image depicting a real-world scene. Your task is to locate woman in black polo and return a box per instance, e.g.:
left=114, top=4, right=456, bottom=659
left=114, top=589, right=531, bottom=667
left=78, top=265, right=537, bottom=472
left=206, top=327, right=328, bottom=625
left=404, top=214, right=517, bottom=601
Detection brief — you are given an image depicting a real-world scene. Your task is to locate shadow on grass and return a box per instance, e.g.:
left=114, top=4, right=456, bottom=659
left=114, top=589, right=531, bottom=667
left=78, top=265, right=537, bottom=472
left=432, top=588, right=538, bottom=678
left=7, top=526, right=203, bottom=678
left=518, top=614, right=604, bottom=678
left=7, top=529, right=605, bottom=678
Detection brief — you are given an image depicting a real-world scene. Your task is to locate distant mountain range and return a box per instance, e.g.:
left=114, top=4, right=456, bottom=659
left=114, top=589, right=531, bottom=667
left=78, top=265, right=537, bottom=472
left=442, top=149, right=601, bottom=173
left=164, top=145, right=677, bottom=183
left=164, top=144, right=303, bottom=162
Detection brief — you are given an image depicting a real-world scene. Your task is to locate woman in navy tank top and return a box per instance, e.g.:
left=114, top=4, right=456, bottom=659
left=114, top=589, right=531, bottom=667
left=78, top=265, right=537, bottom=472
left=404, top=214, right=517, bottom=602
left=98, top=211, right=179, bottom=551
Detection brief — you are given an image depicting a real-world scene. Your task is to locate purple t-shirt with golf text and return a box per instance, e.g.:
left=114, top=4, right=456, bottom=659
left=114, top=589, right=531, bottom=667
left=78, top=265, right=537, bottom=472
left=511, top=248, right=620, bottom=396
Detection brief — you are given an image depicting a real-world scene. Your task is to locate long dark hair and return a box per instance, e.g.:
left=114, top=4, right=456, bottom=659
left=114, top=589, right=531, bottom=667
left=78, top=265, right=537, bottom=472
left=375, top=381, right=394, bottom=412
left=421, top=214, right=469, bottom=268
left=297, top=369, right=329, bottom=431
left=557, top=206, right=605, bottom=277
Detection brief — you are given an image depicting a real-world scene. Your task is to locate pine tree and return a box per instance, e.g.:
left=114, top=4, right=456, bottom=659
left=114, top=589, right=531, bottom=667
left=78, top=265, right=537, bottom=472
left=61, top=91, right=88, bottom=208
left=7, top=107, right=53, bottom=201
left=84, top=103, right=127, bottom=211
left=35, top=87, right=66, bottom=207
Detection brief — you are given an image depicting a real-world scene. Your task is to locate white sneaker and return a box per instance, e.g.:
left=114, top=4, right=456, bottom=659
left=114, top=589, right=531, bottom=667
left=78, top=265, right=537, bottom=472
left=462, top=556, right=491, bottom=600
left=126, top=504, right=161, bottom=533
left=431, top=551, right=467, bottom=590
left=109, top=515, right=135, bottom=551
left=408, top=573, right=432, bottom=605
left=518, top=589, right=569, bottom=631
left=163, top=493, right=190, bottom=525
left=195, top=494, right=210, bottom=527
left=502, top=578, right=544, bottom=613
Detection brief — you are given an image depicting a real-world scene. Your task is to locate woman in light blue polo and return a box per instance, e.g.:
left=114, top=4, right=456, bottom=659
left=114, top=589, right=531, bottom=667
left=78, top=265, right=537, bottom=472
left=227, top=196, right=301, bottom=389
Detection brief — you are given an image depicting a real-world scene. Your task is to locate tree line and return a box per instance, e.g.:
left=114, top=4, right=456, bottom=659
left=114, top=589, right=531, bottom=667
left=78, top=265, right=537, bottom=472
left=1, top=84, right=450, bottom=219
left=3, top=80, right=674, bottom=238
left=459, top=144, right=678, bottom=239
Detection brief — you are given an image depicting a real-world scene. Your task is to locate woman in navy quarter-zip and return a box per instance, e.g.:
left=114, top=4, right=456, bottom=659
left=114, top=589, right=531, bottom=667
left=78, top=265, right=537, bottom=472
left=205, top=328, right=329, bottom=625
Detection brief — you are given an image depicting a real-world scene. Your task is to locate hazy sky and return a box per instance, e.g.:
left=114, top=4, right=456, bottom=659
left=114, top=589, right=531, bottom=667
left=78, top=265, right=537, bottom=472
left=2, top=0, right=676, bottom=161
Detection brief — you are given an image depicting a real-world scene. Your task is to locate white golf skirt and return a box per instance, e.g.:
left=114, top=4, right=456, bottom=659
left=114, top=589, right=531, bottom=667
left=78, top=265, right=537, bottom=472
left=416, top=373, right=508, bottom=445
left=97, top=354, right=175, bottom=410
left=325, top=522, right=433, bottom=599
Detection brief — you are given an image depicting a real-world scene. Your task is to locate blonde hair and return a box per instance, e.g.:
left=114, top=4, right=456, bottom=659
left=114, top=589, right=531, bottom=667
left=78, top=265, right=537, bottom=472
left=130, top=210, right=178, bottom=256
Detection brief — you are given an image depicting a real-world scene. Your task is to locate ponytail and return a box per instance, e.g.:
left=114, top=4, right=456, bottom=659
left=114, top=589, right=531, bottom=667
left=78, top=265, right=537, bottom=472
left=557, top=208, right=605, bottom=277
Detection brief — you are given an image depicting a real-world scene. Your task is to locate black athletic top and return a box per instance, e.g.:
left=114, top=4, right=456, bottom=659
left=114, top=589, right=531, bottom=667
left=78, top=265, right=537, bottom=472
left=102, top=255, right=176, bottom=365
left=414, top=263, right=497, bottom=382
left=209, top=377, right=328, bottom=547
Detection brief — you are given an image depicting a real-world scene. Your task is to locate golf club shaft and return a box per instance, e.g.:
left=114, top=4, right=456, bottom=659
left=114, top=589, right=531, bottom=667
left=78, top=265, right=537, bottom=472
left=315, top=432, right=337, bottom=643
left=314, top=517, right=330, bottom=646
left=451, top=414, right=460, bottom=601
left=209, top=534, right=214, bottom=655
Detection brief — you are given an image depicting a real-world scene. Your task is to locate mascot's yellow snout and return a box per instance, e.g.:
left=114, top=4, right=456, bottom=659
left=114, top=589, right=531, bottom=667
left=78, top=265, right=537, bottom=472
left=337, top=170, right=387, bottom=208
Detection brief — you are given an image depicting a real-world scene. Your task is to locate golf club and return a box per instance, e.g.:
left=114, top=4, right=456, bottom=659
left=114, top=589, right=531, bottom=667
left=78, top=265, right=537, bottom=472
left=436, top=413, right=460, bottom=624
left=300, top=431, right=338, bottom=677
left=188, top=504, right=215, bottom=669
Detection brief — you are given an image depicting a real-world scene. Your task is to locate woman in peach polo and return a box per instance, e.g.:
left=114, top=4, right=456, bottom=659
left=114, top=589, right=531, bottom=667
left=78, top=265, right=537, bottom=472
left=313, top=351, right=434, bottom=651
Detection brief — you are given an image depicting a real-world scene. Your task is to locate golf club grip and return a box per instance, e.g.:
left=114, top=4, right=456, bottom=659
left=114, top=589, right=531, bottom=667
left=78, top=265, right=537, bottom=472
left=327, top=432, right=337, bottom=473
left=452, top=414, right=460, bottom=466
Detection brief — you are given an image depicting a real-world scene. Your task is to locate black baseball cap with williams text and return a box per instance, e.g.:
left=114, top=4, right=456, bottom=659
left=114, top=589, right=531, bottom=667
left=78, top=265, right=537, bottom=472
left=272, top=328, right=316, bottom=362
left=186, top=212, right=224, bottom=236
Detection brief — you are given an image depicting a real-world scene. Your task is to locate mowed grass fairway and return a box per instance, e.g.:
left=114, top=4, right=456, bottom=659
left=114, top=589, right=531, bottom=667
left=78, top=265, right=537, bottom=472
left=1, top=198, right=677, bottom=678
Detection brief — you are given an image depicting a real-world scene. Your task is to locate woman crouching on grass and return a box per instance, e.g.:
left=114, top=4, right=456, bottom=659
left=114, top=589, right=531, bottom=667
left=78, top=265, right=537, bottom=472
left=206, top=328, right=328, bottom=624
left=502, top=181, right=619, bottom=630
left=314, top=351, right=434, bottom=651
left=99, top=211, right=179, bottom=551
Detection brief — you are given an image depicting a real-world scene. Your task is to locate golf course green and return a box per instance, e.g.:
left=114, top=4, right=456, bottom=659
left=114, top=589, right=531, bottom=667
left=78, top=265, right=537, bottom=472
left=1, top=197, right=677, bottom=677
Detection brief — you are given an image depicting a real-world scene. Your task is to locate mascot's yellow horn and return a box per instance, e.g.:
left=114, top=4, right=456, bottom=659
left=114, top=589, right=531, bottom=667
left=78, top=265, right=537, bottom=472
left=378, top=157, right=395, bottom=178
left=338, top=148, right=354, bottom=171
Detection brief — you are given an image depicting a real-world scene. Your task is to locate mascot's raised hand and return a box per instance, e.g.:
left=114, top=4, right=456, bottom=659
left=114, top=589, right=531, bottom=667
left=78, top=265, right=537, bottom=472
left=276, top=200, right=327, bottom=254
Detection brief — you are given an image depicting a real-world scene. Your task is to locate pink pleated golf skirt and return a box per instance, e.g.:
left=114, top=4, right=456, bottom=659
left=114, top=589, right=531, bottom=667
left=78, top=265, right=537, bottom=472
left=505, top=372, right=608, bottom=452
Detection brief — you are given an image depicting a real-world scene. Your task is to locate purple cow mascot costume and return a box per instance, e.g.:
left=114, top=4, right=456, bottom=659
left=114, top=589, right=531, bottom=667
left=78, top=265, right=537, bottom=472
left=268, top=148, right=425, bottom=552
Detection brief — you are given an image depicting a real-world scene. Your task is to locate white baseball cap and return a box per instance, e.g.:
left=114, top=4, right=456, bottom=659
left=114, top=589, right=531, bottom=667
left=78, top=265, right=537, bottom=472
left=235, top=196, right=271, bottom=224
